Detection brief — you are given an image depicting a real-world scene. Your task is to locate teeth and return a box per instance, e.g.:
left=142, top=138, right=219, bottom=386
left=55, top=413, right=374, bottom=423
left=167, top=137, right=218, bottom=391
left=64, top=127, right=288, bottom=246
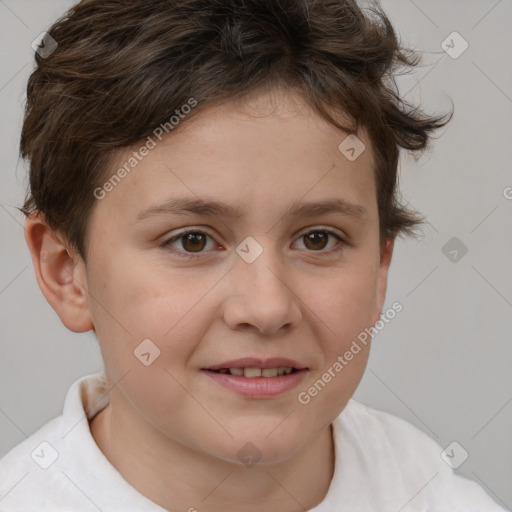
left=244, top=368, right=262, bottom=378
left=216, top=367, right=295, bottom=377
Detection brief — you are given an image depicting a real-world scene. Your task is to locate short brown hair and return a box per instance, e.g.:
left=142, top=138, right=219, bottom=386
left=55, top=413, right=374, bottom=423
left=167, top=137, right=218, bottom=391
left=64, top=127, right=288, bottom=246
left=19, top=0, right=453, bottom=261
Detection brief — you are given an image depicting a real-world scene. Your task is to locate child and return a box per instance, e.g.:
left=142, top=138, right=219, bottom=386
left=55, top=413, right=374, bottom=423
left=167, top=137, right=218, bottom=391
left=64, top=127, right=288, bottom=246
left=0, top=0, right=507, bottom=510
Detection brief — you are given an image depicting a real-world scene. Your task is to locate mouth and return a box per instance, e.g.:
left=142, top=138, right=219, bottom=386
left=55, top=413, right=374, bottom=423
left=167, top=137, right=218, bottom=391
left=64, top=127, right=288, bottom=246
left=203, top=357, right=307, bottom=373
left=201, top=358, right=309, bottom=398
left=205, top=367, right=300, bottom=377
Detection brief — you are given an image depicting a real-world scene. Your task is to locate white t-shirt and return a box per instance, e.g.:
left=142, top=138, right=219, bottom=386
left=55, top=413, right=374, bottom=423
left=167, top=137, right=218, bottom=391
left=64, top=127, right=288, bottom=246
left=0, top=373, right=507, bottom=511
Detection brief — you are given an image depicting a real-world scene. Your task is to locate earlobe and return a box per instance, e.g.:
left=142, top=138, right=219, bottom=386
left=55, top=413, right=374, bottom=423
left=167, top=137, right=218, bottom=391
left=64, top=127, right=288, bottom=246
left=24, top=213, right=94, bottom=333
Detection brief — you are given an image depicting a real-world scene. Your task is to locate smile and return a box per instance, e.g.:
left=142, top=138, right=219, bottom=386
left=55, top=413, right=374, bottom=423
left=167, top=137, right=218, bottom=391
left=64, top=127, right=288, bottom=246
left=210, top=367, right=296, bottom=377
left=202, top=368, right=308, bottom=398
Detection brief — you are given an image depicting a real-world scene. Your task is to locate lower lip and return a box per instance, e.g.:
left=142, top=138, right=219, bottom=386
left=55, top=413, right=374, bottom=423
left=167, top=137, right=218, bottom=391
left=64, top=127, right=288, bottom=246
left=202, top=369, right=308, bottom=398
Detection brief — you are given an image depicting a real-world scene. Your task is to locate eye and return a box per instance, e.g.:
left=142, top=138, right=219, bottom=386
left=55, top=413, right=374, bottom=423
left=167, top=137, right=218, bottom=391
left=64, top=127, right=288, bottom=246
left=161, top=229, right=218, bottom=258
left=160, top=227, right=346, bottom=259
left=292, top=228, right=345, bottom=255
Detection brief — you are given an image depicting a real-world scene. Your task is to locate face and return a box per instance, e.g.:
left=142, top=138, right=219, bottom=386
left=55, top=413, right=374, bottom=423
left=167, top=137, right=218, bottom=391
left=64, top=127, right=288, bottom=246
left=75, top=87, right=393, bottom=464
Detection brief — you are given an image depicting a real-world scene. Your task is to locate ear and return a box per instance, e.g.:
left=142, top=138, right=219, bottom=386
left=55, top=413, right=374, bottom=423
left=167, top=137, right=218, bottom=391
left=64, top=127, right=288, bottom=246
left=24, top=212, right=94, bottom=333
left=372, top=238, right=395, bottom=325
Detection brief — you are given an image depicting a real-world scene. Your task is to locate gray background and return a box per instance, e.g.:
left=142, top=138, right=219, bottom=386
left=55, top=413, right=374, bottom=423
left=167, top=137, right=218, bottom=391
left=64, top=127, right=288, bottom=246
left=1, top=0, right=511, bottom=508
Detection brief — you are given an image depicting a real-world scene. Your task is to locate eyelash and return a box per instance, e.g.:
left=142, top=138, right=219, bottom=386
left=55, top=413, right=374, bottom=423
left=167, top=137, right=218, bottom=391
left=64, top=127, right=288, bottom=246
left=160, top=227, right=346, bottom=259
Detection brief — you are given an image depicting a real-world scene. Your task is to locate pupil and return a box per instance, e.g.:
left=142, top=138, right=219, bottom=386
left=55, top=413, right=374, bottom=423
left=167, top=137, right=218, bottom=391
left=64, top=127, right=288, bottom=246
left=183, top=233, right=206, bottom=252
left=305, top=232, right=327, bottom=251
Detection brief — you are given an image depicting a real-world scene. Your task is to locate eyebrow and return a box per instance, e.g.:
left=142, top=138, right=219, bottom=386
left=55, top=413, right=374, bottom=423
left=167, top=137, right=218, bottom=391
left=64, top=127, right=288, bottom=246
left=135, top=196, right=368, bottom=223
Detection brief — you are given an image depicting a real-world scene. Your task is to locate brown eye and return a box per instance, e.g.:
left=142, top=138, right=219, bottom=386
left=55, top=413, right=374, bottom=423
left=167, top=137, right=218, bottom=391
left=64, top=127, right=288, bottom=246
left=161, top=230, right=216, bottom=257
left=161, top=227, right=345, bottom=259
left=293, top=229, right=344, bottom=254
left=181, top=232, right=207, bottom=252
left=303, top=231, right=330, bottom=251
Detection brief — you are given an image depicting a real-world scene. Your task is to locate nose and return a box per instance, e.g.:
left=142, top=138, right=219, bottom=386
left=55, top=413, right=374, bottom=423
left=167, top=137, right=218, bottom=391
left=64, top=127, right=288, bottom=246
left=221, top=243, right=302, bottom=336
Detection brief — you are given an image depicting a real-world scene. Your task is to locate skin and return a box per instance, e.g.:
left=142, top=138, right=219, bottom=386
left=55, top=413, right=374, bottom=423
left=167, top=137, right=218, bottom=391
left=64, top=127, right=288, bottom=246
left=25, top=86, right=394, bottom=512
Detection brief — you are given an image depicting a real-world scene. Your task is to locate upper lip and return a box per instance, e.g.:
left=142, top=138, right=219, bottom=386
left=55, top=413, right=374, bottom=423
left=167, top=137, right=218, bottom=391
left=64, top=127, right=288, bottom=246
left=203, top=357, right=308, bottom=371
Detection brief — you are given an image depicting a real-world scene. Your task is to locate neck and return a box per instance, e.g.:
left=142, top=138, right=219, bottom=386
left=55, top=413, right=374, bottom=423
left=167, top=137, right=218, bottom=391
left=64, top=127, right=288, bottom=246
left=89, top=399, right=335, bottom=512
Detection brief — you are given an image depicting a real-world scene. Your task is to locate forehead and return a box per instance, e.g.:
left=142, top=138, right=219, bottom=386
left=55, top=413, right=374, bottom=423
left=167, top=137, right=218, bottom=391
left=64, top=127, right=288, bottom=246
left=93, top=87, right=377, bottom=229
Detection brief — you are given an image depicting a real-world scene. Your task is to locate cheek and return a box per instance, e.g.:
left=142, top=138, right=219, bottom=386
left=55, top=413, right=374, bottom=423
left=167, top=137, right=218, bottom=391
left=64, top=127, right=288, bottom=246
left=88, top=255, right=223, bottom=390
left=298, top=262, right=377, bottom=410
left=311, top=259, right=379, bottom=344
left=89, top=246, right=192, bottom=334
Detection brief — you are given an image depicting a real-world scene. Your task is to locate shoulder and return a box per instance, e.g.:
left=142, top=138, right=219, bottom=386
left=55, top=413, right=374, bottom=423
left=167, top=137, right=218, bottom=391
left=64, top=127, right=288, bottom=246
left=333, top=399, right=507, bottom=512
left=0, top=373, right=108, bottom=511
left=0, top=373, right=164, bottom=511
left=0, top=414, right=64, bottom=511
